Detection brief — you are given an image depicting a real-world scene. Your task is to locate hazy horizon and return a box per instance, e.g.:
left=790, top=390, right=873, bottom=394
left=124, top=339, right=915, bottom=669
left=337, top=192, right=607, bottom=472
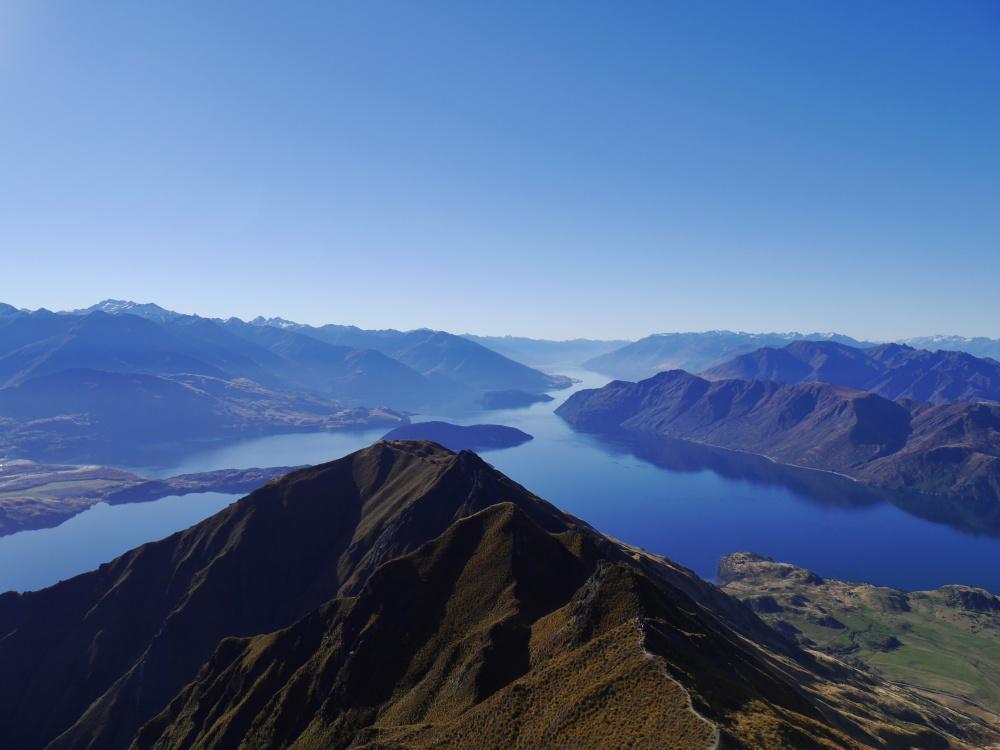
left=2, top=2, right=997, bottom=340
left=6, top=297, right=1000, bottom=345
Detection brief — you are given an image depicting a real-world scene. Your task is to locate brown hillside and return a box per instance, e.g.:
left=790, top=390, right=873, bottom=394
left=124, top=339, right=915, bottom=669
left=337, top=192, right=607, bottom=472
left=0, top=442, right=994, bottom=749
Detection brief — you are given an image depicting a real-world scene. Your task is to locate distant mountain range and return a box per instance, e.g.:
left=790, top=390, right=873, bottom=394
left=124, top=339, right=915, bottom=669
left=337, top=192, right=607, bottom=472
left=901, top=335, right=1000, bottom=362
left=0, top=441, right=989, bottom=749
left=0, top=301, right=569, bottom=460
left=704, top=340, right=1000, bottom=404
left=63, top=299, right=189, bottom=324
left=557, top=370, right=1000, bottom=502
left=461, top=334, right=628, bottom=367
left=10, top=303, right=999, bottom=375
left=44, top=300, right=571, bottom=401
left=583, top=330, right=1000, bottom=381
left=582, top=330, right=869, bottom=381
left=292, top=324, right=569, bottom=394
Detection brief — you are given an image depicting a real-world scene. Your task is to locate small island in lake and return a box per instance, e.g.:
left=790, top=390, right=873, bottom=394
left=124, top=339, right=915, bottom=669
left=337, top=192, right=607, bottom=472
left=478, top=389, right=555, bottom=410
left=381, top=421, right=533, bottom=451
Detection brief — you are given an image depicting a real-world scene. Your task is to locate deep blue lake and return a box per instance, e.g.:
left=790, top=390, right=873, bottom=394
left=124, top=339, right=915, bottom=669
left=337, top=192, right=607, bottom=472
left=1, top=366, right=998, bottom=594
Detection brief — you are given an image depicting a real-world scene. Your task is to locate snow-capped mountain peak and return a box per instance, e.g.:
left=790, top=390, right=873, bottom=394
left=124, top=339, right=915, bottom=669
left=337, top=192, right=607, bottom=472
left=248, top=316, right=301, bottom=329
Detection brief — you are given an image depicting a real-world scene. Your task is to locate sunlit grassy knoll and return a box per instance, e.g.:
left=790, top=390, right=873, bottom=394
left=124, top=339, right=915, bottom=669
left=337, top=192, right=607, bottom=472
left=719, top=552, right=1000, bottom=714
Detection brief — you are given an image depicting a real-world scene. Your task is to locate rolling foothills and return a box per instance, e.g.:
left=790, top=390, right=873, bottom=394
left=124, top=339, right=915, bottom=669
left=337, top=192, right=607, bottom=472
left=718, top=552, right=1000, bottom=720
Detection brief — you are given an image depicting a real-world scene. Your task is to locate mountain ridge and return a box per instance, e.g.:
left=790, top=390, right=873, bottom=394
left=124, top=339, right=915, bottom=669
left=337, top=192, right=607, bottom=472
left=556, top=370, right=1000, bottom=502
left=0, top=302, right=570, bottom=462
left=2, top=302, right=568, bottom=408
left=583, top=330, right=870, bottom=381
left=704, top=339, right=1000, bottom=404
left=1, top=441, right=992, bottom=749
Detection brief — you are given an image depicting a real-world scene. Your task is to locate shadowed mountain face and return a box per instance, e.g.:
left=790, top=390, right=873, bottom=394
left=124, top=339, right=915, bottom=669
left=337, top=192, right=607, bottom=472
left=556, top=370, right=1000, bottom=502
left=0, top=312, right=231, bottom=387
left=705, top=340, right=1000, bottom=404
left=583, top=331, right=868, bottom=382
left=0, top=442, right=993, bottom=750
left=215, top=318, right=459, bottom=408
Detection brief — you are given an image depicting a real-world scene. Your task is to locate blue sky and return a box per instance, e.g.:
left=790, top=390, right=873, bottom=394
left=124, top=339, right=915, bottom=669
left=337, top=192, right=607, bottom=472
left=2, top=2, right=997, bottom=340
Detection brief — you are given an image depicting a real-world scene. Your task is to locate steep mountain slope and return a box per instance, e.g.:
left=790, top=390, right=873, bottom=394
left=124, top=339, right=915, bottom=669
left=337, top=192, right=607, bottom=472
left=0, top=311, right=230, bottom=387
left=10, top=302, right=568, bottom=407
left=556, top=370, right=1000, bottom=501
left=301, top=325, right=571, bottom=392
left=0, top=442, right=993, bottom=750
left=1, top=303, right=568, bottom=421
left=583, top=331, right=868, bottom=382
left=0, top=310, right=307, bottom=395
left=0, top=442, right=585, bottom=750
left=159, top=315, right=311, bottom=391
left=863, top=400, right=1000, bottom=501
left=705, top=340, right=1000, bottom=404
left=0, top=308, right=77, bottom=354
left=219, top=319, right=456, bottom=408
left=0, top=308, right=451, bottom=409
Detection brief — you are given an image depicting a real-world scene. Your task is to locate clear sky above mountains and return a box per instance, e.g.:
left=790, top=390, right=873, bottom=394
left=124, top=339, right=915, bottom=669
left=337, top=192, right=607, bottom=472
left=2, top=2, right=997, bottom=340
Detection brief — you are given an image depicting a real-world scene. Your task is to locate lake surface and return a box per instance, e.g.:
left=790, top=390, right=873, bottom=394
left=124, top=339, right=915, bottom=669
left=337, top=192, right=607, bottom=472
left=0, top=492, right=238, bottom=593
left=2, top=365, right=998, bottom=594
